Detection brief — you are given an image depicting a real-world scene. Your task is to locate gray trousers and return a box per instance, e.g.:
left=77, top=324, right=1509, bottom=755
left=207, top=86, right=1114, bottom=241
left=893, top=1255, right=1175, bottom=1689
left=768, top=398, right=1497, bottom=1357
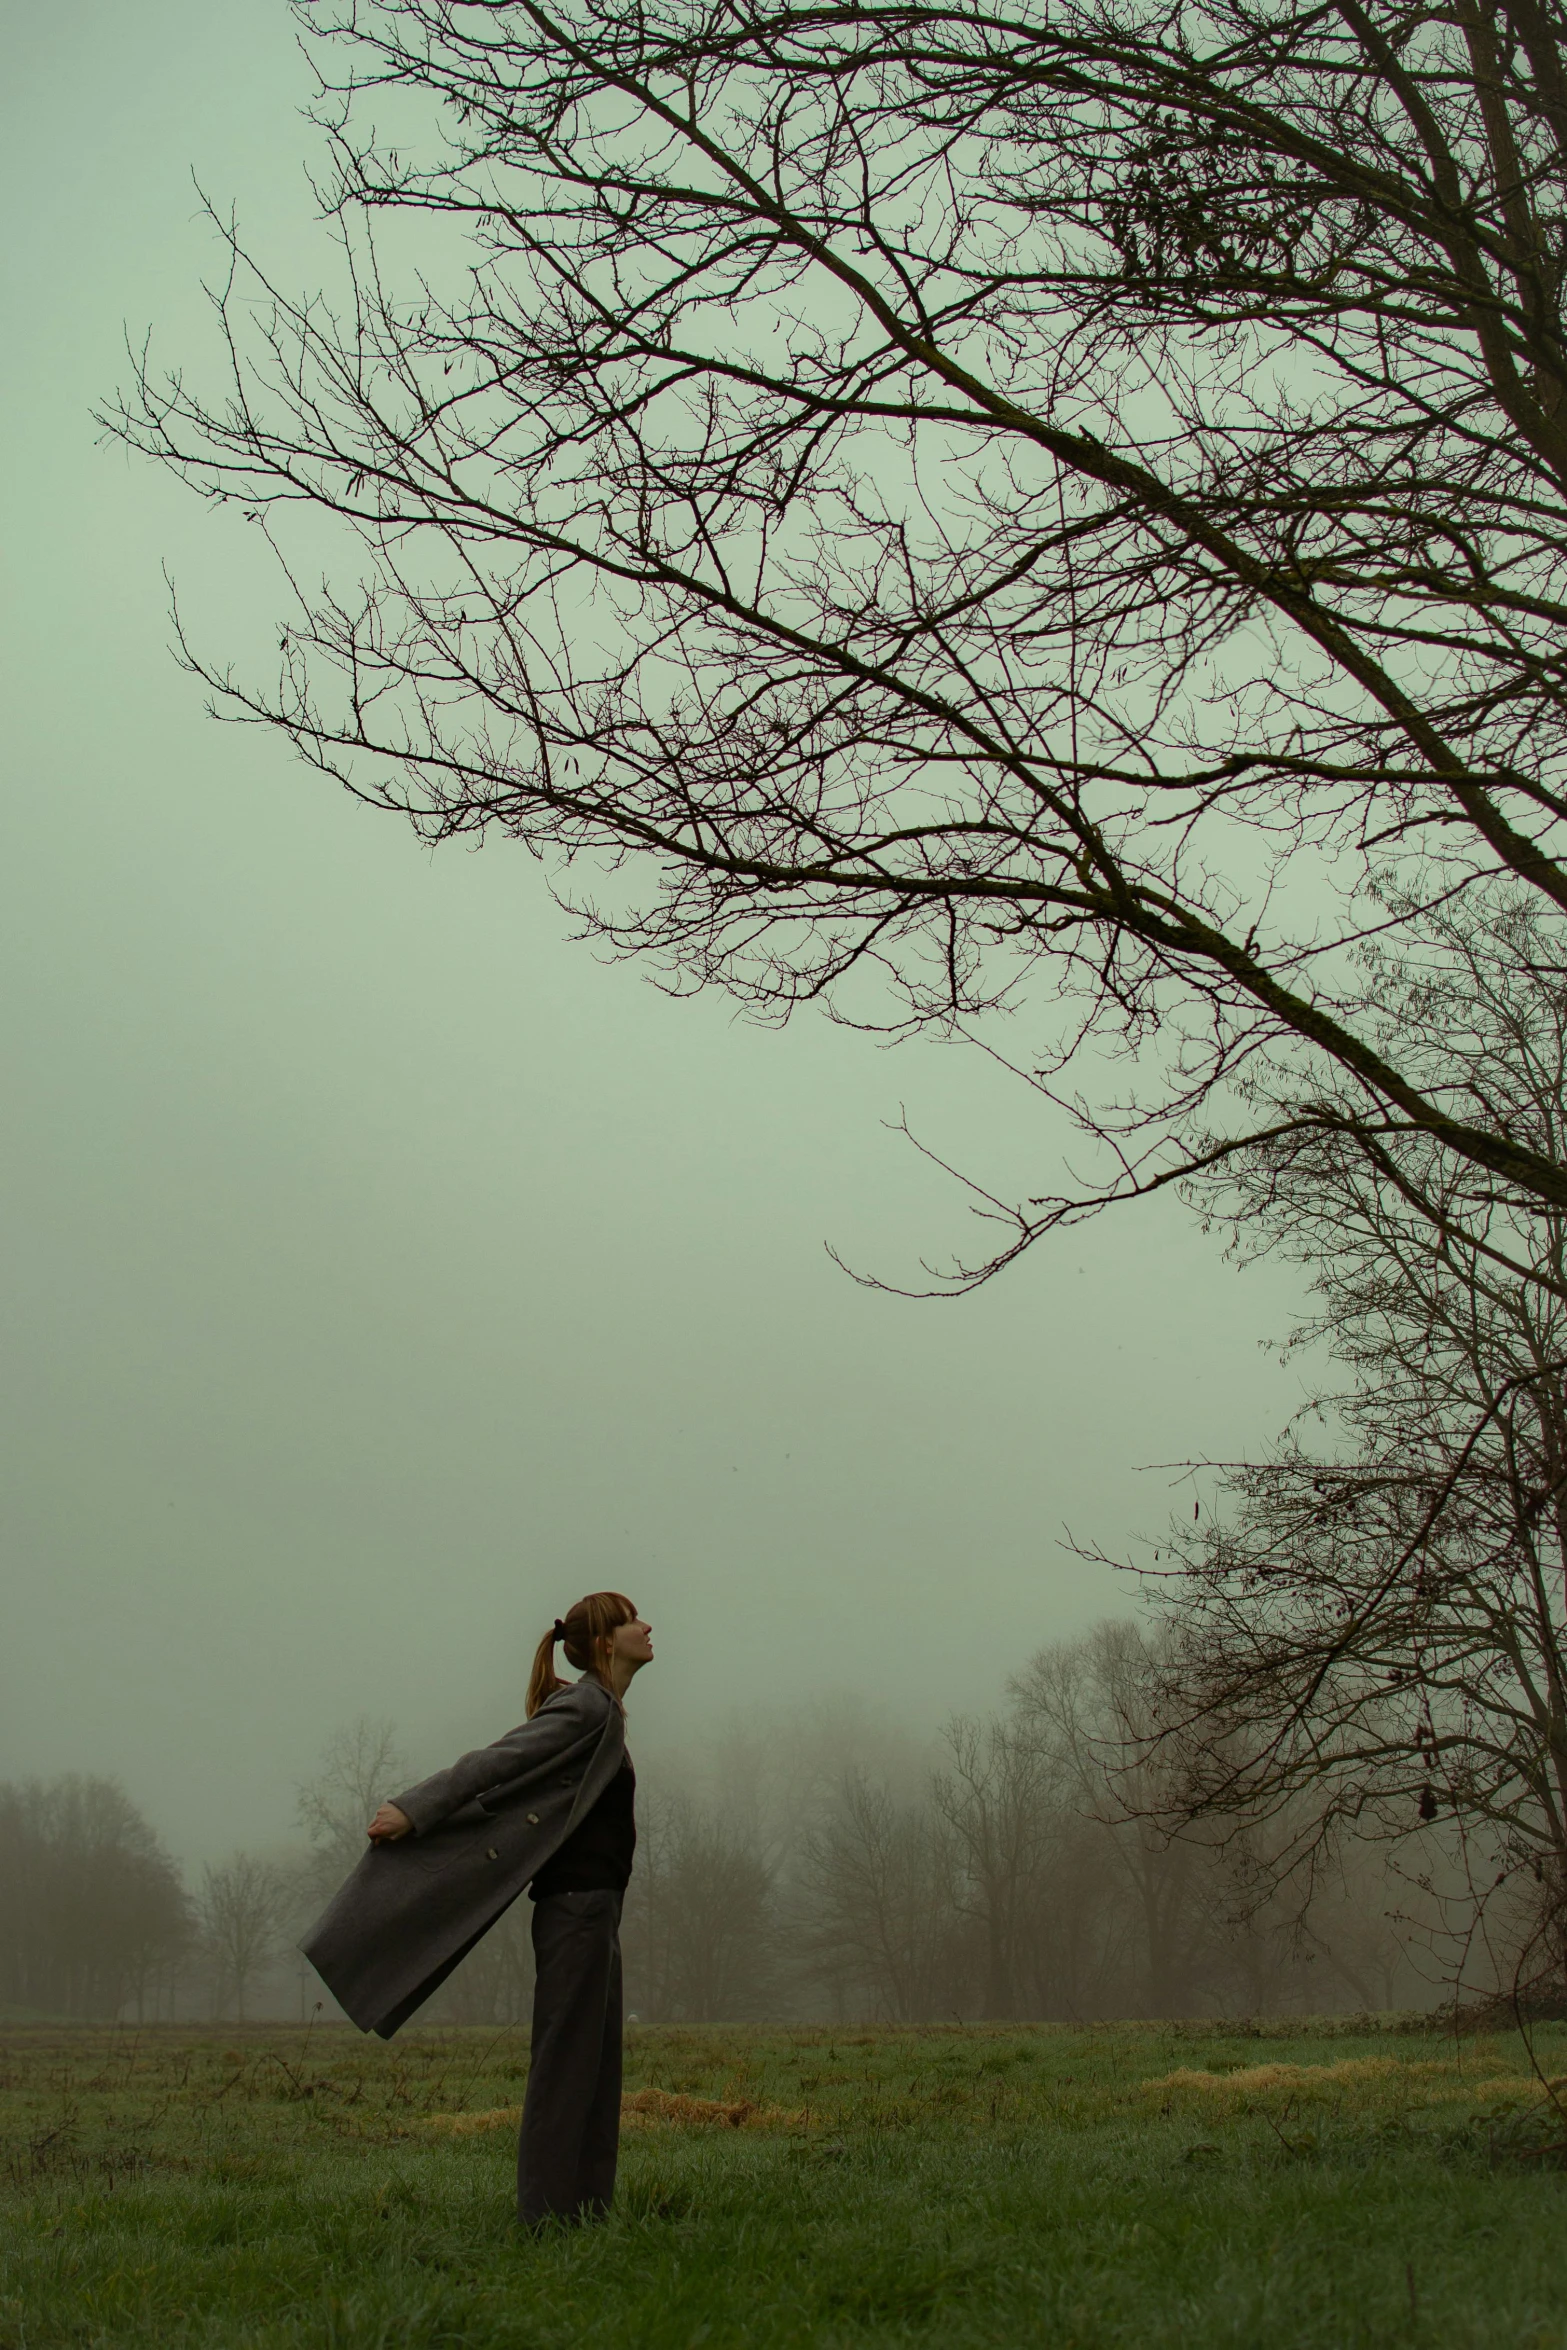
left=517, top=1889, right=623, bottom=2224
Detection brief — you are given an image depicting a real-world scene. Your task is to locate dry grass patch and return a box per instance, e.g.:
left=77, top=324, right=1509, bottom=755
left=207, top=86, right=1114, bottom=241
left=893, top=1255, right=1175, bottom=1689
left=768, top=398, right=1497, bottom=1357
left=414, top=2088, right=805, bottom=2137
left=1140, top=2056, right=1559, bottom=2111
left=416, top=2105, right=521, bottom=2136
left=622, top=2087, right=805, bottom=2130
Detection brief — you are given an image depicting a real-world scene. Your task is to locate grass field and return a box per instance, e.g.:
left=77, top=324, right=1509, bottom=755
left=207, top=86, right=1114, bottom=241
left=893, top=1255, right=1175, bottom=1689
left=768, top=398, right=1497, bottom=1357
left=5, top=2017, right=1567, bottom=2348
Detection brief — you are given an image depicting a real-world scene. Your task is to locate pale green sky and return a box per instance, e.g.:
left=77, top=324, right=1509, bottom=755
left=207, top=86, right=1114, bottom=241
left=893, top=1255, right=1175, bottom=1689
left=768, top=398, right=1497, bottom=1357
left=0, top=1, right=1311, bottom=1869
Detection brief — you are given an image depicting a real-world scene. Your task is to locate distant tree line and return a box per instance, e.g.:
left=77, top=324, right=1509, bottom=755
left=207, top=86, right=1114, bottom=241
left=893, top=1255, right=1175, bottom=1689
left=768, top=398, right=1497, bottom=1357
left=605, top=1629, right=1421, bottom=2028
left=0, top=1644, right=1442, bottom=2028
left=0, top=1777, right=191, bottom=2021
left=421, top=1636, right=1428, bottom=2029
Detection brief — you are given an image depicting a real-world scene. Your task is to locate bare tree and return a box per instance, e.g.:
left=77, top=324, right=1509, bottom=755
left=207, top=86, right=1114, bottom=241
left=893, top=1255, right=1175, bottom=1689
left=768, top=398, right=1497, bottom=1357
left=295, top=1716, right=406, bottom=1903
left=103, top=0, right=1567, bottom=1280
left=1297, top=1844, right=1425, bottom=2012
left=932, top=1713, right=1057, bottom=2017
left=1137, top=899, right=1567, bottom=1982
left=198, top=1853, right=289, bottom=2021
left=801, top=1767, right=968, bottom=2020
left=622, top=1790, right=777, bottom=2020
left=1013, top=1626, right=1221, bottom=2015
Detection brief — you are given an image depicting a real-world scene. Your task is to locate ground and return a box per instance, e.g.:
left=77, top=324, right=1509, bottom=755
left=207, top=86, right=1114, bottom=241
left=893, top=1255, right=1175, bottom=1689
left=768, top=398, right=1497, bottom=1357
left=4, top=2017, right=1566, bottom=2347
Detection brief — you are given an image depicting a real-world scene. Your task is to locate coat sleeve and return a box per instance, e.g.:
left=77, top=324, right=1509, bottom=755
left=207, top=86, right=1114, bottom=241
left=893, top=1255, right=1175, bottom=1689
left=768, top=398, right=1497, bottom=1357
left=390, top=1684, right=606, bottom=1835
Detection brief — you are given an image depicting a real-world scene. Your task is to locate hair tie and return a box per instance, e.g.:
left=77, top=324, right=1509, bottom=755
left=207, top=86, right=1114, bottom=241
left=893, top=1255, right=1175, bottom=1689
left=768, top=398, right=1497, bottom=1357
left=551, top=1619, right=566, bottom=1642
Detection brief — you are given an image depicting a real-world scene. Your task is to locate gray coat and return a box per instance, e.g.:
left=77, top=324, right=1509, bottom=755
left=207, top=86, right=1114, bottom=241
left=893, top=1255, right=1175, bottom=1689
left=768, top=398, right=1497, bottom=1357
left=301, top=1677, right=624, bottom=2037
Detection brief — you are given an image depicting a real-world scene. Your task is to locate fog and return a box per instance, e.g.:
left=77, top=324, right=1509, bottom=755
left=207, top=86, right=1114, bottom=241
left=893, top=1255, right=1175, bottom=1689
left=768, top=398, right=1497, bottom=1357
left=5, top=1647, right=1443, bottom=2030
left=3, top=4, right=1310, bottom=1890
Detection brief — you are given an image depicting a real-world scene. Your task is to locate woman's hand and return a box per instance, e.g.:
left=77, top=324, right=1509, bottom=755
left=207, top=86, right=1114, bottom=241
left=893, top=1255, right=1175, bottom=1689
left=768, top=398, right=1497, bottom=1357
left=367, top=1803, right=413, bottom=1842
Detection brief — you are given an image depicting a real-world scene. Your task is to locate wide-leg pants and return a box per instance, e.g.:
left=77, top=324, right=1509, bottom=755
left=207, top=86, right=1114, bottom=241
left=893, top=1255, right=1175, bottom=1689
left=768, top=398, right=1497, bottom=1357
left=517, top=1888, right=623, bottom=2225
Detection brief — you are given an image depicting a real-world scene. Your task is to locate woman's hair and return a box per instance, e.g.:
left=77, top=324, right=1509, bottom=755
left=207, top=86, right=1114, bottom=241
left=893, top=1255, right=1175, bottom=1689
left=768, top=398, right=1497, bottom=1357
left=526, top=1591, right=637, bottom=1717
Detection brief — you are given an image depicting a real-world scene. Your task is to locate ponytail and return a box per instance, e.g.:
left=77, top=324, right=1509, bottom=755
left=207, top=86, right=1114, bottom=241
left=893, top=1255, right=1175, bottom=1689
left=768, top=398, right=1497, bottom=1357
left=525, top=1621, right=568, bottom=1719
left=525, top=1590, right=636, bottom=1716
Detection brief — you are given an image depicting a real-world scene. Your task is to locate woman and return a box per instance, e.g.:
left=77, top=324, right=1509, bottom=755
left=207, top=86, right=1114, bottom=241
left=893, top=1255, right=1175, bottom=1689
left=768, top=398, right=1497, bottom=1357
left=302, top=1591, right=653, bottom=2226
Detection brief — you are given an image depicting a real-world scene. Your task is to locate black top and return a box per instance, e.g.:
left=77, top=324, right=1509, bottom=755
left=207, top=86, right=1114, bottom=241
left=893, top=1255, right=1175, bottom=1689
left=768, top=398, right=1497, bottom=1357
left=529, top=1755, right=636, bottom=1899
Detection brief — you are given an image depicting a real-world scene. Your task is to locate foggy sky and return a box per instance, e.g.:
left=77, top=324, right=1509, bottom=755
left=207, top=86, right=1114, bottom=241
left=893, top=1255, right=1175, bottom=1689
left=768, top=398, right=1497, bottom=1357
left=1, top=1, right=1312, bottom=1872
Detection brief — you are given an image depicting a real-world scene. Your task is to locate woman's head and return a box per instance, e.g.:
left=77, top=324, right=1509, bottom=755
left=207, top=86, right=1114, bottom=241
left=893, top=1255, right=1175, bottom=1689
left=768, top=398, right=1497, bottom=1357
left=526, top=1591, right=653, bottom=1715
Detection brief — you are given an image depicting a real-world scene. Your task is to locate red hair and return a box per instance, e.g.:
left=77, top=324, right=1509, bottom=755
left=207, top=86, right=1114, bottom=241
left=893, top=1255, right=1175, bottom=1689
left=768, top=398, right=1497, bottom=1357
left=526, top=1591, right=637, bottom=1717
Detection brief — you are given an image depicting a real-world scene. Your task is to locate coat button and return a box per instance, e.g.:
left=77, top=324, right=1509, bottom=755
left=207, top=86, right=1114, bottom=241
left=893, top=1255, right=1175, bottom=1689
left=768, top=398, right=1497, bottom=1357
left=526, top=1813, right=540, bottom=1825
left=486, top=1847, right=499, bottom=1860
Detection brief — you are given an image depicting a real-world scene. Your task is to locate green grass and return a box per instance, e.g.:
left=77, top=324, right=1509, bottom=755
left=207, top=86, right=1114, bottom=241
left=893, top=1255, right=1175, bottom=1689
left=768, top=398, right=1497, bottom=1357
left=4, top=2017, right=1567, bottom=2347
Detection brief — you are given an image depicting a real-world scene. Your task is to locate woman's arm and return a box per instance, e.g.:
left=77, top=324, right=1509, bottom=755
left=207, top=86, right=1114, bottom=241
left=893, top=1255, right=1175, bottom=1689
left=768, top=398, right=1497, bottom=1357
left=383, top=1681, right=609, bottom=1836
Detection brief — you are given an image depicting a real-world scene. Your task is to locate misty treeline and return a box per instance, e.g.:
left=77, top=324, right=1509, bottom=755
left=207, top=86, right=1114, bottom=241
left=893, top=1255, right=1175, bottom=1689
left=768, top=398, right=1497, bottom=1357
left=0, top=1655, right=1420, bottom=2027
left=0, top=1723, right=402, bottom=2025
left=0, top=1787, right=315, bottom=2027
left=612, top=1628, right=1424, bottom=2028
left=0, top=1778, right=189, bottom=2023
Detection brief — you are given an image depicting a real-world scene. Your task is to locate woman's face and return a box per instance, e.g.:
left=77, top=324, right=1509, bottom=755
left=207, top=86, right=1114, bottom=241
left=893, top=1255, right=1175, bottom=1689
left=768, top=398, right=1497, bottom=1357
left=611, top=1612, right=654, bottom=1668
